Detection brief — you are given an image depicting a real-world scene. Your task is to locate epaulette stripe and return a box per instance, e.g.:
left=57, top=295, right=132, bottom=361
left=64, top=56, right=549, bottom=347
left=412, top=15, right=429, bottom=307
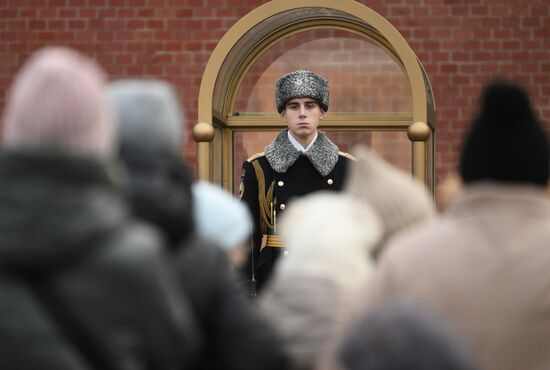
left=246, top=152, right=265, bottom=162
left=338, top=151, right=356, bottom=161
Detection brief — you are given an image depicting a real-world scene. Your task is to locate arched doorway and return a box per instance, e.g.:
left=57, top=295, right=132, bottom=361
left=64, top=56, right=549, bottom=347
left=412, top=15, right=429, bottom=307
left=193, top=0, right=435, bottom=194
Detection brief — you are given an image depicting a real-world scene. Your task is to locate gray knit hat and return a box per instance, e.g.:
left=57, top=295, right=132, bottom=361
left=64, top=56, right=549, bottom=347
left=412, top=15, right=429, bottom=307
left=275, top=70, right=329, bottom=113
left=192, top=181, right=252, bottom=250
left=107, top=79, right=184, bottom=156
left=337, top=304, right=480, bottom=370
left=345, top=146, right=434, bottom=252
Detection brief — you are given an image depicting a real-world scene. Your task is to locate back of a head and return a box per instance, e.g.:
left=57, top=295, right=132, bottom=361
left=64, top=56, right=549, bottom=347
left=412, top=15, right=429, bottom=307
left=107, top=79, right=184, bottom=157
left=192, top=181, right=252, bottom=250
left=459, top=80, right=549, bottom=186
left=108, top=79, right=192, bottom=247
left=345, top=146, right=434, bottom=253
left=336, top=304, right=480, bottom=370
left=261, top=193, right=382, bottom=370
left=2, top=46, right=112, bottom=157
left=278, top=192, right=383, bottom=279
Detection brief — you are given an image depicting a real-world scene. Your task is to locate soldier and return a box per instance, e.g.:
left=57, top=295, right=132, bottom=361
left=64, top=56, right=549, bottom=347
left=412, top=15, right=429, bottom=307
left=239, top=70, right=354, bottom=295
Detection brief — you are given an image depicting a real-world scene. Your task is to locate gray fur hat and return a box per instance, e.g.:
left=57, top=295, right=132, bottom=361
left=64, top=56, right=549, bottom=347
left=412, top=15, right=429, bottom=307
left=275, top=70, right=329, bottom=113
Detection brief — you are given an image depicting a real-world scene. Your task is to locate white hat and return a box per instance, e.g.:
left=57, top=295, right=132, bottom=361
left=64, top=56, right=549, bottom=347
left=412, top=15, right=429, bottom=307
left=192, top=181, right=252, bottom=250
left=277, top=191, right=383, bottom=282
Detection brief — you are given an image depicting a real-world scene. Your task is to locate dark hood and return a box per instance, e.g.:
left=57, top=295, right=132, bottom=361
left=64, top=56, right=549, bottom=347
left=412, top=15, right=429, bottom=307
left=118, top=145, right=194, bottom=249
left=0, top=151, right=127, bottom=273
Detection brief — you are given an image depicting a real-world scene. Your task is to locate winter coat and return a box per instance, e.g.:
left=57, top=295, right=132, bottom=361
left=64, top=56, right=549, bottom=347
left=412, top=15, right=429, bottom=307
left=239, top=129, right=353, bottom=292
left=119, top=148, right=289, bottom=370
left=259, top=192, right=382, bottom=370
left=367, top=183, right=550, bottom=370
left=0, top=150, right=195, bottom=370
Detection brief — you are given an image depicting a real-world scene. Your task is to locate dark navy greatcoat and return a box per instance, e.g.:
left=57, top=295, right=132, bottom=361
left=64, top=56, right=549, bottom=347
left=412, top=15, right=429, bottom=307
left=239, top=130, right=353, bottom=293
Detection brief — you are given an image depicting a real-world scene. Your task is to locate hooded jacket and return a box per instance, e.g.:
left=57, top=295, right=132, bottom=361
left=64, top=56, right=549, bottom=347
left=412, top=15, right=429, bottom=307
left=260, top=192, right=382, bottom=370
left=367, top=183, right=550, bottom=370
left=119, top=146, right=289, bottom=370
left=0, top=151, right=195, bottom=370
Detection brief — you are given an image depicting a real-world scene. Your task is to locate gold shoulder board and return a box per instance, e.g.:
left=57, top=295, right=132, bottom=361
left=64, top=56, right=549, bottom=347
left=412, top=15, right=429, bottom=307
left=338, top=151, right=356, bottom=161
left=246, top=152, right=265, bottom=162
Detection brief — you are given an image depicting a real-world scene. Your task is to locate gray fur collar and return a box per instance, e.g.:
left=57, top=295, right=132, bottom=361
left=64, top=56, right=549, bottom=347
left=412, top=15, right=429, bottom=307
left=265, top=129, right=339, bottom=176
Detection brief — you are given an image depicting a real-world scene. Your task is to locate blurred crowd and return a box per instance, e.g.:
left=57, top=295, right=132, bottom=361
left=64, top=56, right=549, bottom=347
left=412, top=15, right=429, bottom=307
left=1, top=46, right=549, bottom=370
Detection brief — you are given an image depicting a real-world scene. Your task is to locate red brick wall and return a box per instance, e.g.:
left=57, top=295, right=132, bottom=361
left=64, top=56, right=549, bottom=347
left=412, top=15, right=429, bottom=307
left=234, top=29, right=411, bottom=114
left=1, top=0, right=549, bottom=183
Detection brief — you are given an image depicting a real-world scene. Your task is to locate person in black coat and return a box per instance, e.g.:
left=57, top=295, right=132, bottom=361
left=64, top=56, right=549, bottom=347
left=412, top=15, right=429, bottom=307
left=0, top=47, right=196, bottom=370
left=239, top=70, right=354, bottom=294
left=108, top=79, right=289, bottom=370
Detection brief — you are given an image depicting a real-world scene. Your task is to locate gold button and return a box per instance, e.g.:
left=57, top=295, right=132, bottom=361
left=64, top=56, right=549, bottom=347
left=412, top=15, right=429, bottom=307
left=327, top=178, right=334, bottom=185
left=278, top=180, right=284, bottom=187
left=280, top=203, right=286, bottom=210
left=283, top=251, right=289, bottom=257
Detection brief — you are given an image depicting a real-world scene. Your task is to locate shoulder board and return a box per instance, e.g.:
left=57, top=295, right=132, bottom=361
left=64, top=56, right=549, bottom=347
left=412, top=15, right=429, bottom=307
left=246, top=152, right=265, bottom=162
left=338, top=151, right=356, bottom=161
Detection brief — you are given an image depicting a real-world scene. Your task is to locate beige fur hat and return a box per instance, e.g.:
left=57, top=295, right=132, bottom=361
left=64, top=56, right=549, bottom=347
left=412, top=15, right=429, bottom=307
left=345, top=145, right=434, bottom=251
left=277, top=191, right=383, bottom=282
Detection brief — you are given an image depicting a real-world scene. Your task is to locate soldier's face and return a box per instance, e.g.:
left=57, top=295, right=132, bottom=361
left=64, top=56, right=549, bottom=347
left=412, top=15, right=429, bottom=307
left=281, top=98, right=325, bottom=147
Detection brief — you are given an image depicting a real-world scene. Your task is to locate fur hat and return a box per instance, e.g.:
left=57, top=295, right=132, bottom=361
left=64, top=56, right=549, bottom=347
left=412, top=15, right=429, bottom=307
left=345, top=146, right=434, bottom=252
left=276, top=192, right=382, bottom=280
left=275, top=70, right=329, bottom=113
left=459, top=80, right=549, bottom=186
left=2, top=46, right=112, bottom=157
left=107, top=79, right=184, bottom=157
left=192, top=181, right=252, bottom=250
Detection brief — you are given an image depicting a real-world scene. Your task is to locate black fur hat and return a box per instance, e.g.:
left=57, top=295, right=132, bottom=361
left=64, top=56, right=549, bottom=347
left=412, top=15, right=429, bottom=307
left=459, top=80, right=549, bottom=186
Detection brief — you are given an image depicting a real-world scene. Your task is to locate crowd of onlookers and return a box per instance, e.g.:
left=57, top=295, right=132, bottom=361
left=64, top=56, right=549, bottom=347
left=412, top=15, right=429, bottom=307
left=1, top=45, right=549, bottom=370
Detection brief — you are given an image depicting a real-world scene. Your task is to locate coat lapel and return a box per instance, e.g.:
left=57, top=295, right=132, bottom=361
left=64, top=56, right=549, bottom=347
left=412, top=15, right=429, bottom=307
left=265, top=129, right=339, bottom=176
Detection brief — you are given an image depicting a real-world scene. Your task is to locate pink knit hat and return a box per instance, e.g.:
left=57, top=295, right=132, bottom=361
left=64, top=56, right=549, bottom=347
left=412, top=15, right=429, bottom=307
left=2, top=46, right=112, bottom=156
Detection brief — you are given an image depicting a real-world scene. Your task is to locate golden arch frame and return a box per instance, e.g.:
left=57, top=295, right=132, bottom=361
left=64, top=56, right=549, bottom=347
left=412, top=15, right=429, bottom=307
left=193, top=0, right=435, bottom=188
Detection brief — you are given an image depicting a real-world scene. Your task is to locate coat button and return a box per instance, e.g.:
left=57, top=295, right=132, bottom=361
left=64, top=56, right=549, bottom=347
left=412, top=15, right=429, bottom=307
left=283, top=251, right=289, bottom=257
left=327, top=178, right=334, bottom=185
left=280, top=203, right=286, bottom=210
left=278, top=180, right=284, bottom=187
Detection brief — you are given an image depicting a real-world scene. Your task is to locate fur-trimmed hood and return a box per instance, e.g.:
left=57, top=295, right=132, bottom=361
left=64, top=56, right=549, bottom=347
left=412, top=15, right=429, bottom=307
left=260, top=192, right=383, bottom=370
left=265, top=129, right=339, bottom=176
